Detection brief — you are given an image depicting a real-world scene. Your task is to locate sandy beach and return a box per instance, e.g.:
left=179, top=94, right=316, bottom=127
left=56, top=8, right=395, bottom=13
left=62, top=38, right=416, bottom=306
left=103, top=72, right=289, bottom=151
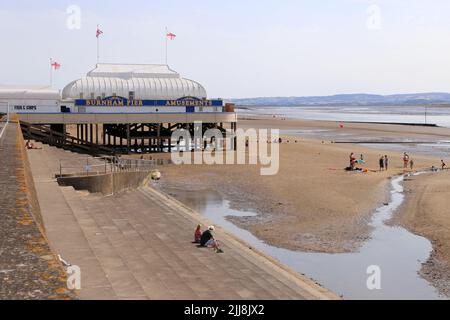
left=156, top=117, right=440, bottom=254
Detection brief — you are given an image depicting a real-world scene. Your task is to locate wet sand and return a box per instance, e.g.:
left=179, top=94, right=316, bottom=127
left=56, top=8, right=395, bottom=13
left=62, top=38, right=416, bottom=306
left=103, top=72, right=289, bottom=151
left=157, top=117, right=440, bottom=253
left=238, top=116, right=450, bottom=294
left=391, top=170, right=450, bottom=296
left=238, top=115, right=450, bottom=142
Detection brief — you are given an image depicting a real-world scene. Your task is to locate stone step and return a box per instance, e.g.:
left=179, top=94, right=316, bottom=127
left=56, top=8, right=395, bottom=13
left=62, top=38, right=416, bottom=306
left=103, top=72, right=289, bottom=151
left=69, top=191, right=149, bottom=299
left=58, top=186, right=119, bottom=300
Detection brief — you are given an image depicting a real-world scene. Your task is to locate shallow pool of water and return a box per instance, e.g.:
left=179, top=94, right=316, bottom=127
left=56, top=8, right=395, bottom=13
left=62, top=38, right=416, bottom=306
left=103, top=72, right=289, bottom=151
left=161, top=174, right=445, bottom=300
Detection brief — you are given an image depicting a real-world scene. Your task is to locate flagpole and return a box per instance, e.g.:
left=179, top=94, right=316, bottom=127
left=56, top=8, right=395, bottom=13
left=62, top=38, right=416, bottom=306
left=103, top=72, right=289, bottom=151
left=97, top=25, right=100, bottom=64
left=165, top=26, right=168, bottom=65
left=50, top=58, right=53, bottom=87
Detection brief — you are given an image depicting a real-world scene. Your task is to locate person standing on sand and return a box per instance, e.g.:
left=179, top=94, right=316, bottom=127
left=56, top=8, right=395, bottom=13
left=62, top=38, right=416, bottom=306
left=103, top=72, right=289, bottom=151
left=403, top=152, right=410, bottom=169
left=379, top=156, right=385, bottom=171
left=410, top=159, right=414, bottom=171
left=384, top=155, right=389, bottom=170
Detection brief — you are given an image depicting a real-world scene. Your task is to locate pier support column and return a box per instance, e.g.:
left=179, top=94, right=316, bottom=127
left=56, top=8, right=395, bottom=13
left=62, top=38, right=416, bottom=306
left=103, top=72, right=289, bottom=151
left=102, top=124, right=106, bottom=146
left=80, top=124, right=84, bottom=143
left=62, top=124, right=67, bottom=146
left=234, top=122, right=237, bottom=151
left=126, top=124, right=131, bottom=154
left=90, top=124, right=93, bottom=145
left=157, top=124, right=161, bottom=152
left=95, top=124, right=99, bottom=145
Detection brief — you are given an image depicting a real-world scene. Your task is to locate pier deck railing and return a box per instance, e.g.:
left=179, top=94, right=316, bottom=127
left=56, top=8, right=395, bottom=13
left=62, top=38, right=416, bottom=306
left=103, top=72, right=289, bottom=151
left=57, top=156, right=172, bottom=177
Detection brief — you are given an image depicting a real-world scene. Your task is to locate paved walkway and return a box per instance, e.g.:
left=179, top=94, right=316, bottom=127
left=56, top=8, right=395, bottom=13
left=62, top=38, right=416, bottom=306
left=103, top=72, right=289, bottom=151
left=27, top=142, right=339, bottom=300
left=0, top=122, right=74, bottom=299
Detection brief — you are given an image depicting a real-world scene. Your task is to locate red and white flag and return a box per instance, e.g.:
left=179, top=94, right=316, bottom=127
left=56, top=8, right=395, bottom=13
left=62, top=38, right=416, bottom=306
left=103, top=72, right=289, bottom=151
left=51, top=61, right=61, bottom=70
left=166, top=31, right=176, bottom=40
left=96, top=26, right=103, bottom=38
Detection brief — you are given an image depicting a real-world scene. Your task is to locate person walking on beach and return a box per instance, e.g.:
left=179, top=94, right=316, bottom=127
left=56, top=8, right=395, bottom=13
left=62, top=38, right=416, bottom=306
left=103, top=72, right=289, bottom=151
left=442, top=160, right=447, bottom=170
left=410, top=159, right=414, bottom=171
left=403, top=152, right=410, bottom=169
left=384, top=155, right=389, bottom=171
left=379, top=156, right=385, bottom=171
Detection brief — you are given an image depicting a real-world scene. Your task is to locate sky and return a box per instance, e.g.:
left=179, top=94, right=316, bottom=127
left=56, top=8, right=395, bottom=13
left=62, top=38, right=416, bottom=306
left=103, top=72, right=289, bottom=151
left=1, top=0, right=450, bottom=98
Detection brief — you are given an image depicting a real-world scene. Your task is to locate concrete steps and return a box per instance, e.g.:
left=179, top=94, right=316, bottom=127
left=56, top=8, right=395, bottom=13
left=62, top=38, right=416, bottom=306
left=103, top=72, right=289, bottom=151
left=63, top=186, right=316, bottom=299
left=76, top=192, right=175, bottom=299
left=58, top=186, right=117, bottom=299
left=28, top=141, right=337, bottom=300
left=85, top=192, right=228, bottom=299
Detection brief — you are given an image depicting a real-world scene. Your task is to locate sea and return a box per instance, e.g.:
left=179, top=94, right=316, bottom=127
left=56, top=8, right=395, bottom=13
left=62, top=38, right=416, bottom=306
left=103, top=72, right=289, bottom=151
left=238, top=105, right=450, bottom=159
left=237, top=105, right=450, bottom=127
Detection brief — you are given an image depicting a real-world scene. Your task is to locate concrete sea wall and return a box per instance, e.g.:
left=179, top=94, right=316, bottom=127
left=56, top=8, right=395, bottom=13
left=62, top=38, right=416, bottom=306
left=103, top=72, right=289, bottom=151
left=57, top=171, right=152, bottom=195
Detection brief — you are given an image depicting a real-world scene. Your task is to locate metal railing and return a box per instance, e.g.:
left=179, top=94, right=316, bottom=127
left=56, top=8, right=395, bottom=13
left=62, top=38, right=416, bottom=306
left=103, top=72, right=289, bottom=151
left=0, top=102, right=10, bottom=140
left=21, top=121, right=116, bottom=155
left=0, top=121, right=7, bottom=140
left=58, top=156, right=172, bottom=177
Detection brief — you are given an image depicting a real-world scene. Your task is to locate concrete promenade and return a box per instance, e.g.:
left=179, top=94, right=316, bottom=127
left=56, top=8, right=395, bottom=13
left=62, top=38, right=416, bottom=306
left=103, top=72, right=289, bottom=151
left=27, top=142, right=339, bottom=300
left=0, top=120, right=74, bottom=299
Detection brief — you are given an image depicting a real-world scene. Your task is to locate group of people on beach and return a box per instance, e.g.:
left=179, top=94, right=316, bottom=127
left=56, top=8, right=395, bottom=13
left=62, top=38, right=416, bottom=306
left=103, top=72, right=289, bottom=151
left=193, top=225, right=224, bottom=254
left=349, top=153, right=391, bottom=172
left=349, top=151, right=448, bottom=172
left=379, top=155, right=389, bottom=171
left=348, top=153, right=369, bottom=171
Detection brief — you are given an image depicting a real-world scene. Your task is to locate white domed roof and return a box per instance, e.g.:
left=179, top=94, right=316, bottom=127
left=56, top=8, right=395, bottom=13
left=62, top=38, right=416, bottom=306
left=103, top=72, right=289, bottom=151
left=62, top=63, right=207, bottom=100
left=0, top=85, right=60, bottom=100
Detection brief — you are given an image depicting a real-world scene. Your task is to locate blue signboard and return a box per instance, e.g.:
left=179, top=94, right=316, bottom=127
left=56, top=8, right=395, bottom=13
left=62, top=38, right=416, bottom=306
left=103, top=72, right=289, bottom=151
left=75, top=96, right=223, bottom=107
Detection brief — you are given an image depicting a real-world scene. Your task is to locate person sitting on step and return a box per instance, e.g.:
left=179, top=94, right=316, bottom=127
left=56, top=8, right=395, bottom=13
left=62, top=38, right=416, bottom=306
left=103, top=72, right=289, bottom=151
left=198, top=226, right=223, bottom=253
left=193, top=224, right=202, bottom=244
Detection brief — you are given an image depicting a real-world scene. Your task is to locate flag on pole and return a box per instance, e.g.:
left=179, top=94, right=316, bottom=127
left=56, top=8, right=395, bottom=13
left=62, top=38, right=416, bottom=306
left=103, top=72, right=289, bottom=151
left=96, top=26, right=103, bottom=38
left=51, top=61, right=61, bottom=70
left=96, top=25, right=103, bottom=63
left=165, top=28, right=176, bottom=65
left=166, top=31, right=176, bottom=40
left=49, top=58, right=60, bottom=87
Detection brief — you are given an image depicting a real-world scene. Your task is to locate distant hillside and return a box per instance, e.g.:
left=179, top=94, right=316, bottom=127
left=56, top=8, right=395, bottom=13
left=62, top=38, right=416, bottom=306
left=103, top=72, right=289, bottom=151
left=228, top=93, right=450, bottom=106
